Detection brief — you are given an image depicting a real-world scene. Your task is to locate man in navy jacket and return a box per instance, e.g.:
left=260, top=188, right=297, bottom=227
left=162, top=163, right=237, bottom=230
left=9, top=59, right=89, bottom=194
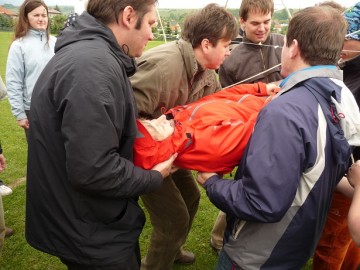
left=198, top=6, right=360, bottom=270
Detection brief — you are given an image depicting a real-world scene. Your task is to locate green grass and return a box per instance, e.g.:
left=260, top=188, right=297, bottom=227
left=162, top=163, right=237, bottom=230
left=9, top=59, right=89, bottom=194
left=0, top=32, right=312, bottom=269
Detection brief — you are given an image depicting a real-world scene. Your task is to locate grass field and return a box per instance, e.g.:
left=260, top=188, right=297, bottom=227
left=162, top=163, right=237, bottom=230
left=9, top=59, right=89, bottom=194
left=0, top=31, right=312, bottom=269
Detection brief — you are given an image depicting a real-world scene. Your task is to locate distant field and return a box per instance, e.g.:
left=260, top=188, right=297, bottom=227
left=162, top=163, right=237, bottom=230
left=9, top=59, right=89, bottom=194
left=0, top=31, right=13, bottom=79
left=146, top=40, right=165, bottom=50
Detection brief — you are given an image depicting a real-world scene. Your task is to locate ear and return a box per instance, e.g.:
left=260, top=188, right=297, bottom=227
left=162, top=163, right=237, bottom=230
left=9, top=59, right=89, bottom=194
left=289, top=39, right=299, bottom=59
left=240, top=17, right=246, bottom=31
left=200, top=38, right=212, bottom=54
left=121, top=6, right=136, bottom=29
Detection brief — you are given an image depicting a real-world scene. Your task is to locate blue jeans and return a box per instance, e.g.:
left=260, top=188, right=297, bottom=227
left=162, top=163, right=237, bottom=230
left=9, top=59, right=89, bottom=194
left=215, top=249, right=243, bottom=270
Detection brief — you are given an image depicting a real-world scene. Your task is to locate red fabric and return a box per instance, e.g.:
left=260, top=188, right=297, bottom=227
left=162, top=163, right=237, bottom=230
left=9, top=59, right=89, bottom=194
left=133, top=83, right=269, bottom=174
left=313, top=191, right=360, bottom=270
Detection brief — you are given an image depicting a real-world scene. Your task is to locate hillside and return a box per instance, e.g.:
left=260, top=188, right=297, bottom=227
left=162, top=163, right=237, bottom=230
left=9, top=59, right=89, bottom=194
left=1, top=4, right=298, bottom=23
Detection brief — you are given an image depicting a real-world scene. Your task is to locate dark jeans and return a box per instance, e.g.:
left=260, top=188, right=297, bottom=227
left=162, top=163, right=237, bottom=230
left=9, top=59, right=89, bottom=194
left=215, top=249, right=243, bottom=270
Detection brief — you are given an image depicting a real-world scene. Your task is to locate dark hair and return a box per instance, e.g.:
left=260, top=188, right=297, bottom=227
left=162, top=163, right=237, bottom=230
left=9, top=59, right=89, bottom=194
left=239, top=0, right=274, bottom=20
left=182, top=3, right=238, bottom=48
left=14, top=0, right=50, bottom=43
left=286, top=6, right=347, bottom=65
left=87, top=0, right=158, bottom=29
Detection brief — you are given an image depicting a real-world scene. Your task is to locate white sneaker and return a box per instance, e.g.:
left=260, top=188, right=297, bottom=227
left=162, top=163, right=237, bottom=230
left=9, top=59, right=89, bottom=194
left=0, top=184, right=13, bottom=196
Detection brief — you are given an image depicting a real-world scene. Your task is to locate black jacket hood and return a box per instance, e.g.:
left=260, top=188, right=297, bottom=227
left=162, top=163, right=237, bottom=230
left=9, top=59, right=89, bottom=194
left=56, top=11, right=137, bottom=76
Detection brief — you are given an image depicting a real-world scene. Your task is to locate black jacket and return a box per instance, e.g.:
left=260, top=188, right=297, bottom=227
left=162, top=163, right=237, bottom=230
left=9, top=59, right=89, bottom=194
left=219, top=33, right=284, bottom=87
left=26, top=12, right=162, bottom=265
left=340, top=54, right=360, bottom=160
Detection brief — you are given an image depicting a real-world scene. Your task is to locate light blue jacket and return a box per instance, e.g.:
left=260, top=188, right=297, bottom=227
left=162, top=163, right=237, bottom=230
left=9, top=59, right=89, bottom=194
left=6, top=29, right=56, bottom=120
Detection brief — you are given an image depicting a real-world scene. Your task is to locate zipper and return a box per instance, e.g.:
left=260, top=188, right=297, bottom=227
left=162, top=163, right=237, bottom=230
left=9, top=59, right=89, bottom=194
left=259, top=46, right=268, bottom=83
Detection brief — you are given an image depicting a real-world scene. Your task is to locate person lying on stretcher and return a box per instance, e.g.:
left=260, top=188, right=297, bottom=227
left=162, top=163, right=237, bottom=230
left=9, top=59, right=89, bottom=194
left=134, top=82, right=279, bottom=174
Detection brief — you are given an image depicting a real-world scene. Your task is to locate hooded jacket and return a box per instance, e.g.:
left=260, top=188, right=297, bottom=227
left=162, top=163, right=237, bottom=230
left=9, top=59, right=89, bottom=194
left=204, top=67, right=357, bottom=269
left=219, top=33, right=284, bottom=87
left=134, top=83, right=270, bottom=174
left=6, top=29, right=56, bottom=120
left=26, top=12, right=163, bottom=266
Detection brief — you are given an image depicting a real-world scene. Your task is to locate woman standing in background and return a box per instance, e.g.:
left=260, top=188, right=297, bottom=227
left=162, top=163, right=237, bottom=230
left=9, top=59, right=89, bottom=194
left=6, top=0, right=56, bottom=140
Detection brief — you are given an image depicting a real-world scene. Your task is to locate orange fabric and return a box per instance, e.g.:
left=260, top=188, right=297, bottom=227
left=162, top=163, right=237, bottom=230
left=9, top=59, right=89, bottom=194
left=313, top=191, right=360, bottom=270
left=133, top=83, right=268, bottom=174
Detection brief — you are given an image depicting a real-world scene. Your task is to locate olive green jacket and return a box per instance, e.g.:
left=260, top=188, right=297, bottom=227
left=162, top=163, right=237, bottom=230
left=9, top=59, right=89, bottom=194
left=131, top=39, right=221, bottom=119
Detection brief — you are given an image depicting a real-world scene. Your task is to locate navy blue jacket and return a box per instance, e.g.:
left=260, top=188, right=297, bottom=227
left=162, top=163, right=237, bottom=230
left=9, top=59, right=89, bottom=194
left=204, top=67, right=354, bottom=269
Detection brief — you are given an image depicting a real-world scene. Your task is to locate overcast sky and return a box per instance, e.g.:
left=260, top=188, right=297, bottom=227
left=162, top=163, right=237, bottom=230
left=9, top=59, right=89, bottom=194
left=1, top=0, right=359, bottom=10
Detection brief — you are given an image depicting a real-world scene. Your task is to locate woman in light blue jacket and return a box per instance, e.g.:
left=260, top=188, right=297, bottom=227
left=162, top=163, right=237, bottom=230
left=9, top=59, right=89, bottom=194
left=6, top=0, right=56, bottom=140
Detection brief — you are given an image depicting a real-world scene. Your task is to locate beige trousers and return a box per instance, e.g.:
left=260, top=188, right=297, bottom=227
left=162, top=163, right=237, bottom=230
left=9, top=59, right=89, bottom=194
left=211, top=210, right=227, bottom=250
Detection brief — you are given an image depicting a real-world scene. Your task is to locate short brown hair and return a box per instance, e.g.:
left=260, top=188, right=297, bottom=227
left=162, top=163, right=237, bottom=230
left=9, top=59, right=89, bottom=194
left=317, top=1, right=346, bottom=13
left=181, top=3, right=238, bottom=48
left=14, top=0, right=50, bottom=42
left=239, top=0, right=274, bottom=20
left=87, top=0, right=157, bottom=29
left=286, top=6, right=347, bottom=66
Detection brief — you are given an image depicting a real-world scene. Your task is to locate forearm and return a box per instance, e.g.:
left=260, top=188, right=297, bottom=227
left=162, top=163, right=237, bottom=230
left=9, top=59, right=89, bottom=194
left=348, top=185, right=360, bottom=246
left=336, top=176, right=354, bottom=199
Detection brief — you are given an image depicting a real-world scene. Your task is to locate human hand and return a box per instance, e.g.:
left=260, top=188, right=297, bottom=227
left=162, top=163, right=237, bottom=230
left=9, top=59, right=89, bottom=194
left=266, top=83, right=280, bottom=96
left=17, top=118, right=29, bottom=129
left=0, top=154, right=6, bottom=172
left=348, top=160, right=360, bottom=188
left=197, top=172, right=217, bottom=186
left=152, top=153, right=178, bottom=178
left=170, top=165, right=179, bottom=174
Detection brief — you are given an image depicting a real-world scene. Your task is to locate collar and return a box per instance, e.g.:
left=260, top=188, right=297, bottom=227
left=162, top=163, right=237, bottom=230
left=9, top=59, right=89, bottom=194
left=177, top=39, right=202, bottom=81
left=29, top=28, right=47, bottom=37
left=278, top=65, right=341, bottom=94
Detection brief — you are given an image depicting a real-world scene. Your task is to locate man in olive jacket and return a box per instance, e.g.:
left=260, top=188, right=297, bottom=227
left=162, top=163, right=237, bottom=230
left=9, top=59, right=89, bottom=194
left=130, top=4, right=238, bottom=270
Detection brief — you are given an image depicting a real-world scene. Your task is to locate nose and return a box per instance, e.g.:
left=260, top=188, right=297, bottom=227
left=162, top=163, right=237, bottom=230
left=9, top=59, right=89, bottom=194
left=149, top=30, right=154, bottom=41
left=258, top=23, right=265, bottom=32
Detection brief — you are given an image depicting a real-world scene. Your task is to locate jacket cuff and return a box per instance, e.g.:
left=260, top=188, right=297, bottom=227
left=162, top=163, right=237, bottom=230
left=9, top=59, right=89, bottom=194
left=258, top=82, right=268, bottom=96
left=16, top=112, right=27, bottom=121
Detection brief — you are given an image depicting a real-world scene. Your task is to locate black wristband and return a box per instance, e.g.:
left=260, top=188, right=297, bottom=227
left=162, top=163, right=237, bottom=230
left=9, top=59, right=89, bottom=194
left=0, top=141, right=2, bottom=155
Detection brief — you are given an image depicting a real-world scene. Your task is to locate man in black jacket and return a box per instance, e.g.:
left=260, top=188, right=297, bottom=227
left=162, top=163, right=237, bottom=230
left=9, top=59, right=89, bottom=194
left=26, top=0, right=175, bottom=269
left=218, top=0, right=283, bottom=87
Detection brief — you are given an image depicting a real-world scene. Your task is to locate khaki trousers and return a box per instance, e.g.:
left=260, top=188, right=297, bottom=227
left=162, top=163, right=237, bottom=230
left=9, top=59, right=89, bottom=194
left=211, top=211, right=227, bottom=250
left=140, top=169, right=200, bottom=270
